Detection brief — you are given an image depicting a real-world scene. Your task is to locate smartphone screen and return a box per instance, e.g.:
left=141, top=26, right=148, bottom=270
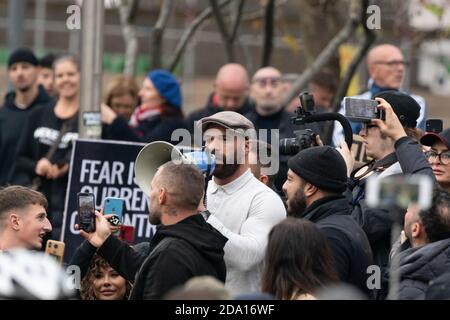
left=425, top=119, right=443, bottom=134
left=77, top=193, right=96, bottom=233
left=366, top=175, right=432, bottom=210
left=344, top=97, right=379, bottom=122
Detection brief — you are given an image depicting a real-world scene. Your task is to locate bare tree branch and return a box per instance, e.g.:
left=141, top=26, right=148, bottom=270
left=150, top=0, right=175, bottom=69
left=209, top=0, right=235, bottom=61
left=322, top=0, right=377, bottom=144
left=281, top=5, right=360, bottom=107
left=167, top=0, right=233, bottom=71
left=119, top=0, right=139, bottom=75
left=261, top=0, right=275, bottom=67
left=229, top=0, right=245, bottom=43
left=332, top=0, right=376, bottom=113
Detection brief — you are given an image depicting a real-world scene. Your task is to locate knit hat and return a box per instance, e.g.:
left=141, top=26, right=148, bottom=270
left=8, top=48, right=39, bottom=68
left=147, top=69, right=182, bottom=109
left=288, top=146, right=347, bottom=193
left=420, top=128, right=450, bottom=149
left=373, top=91, right=420, bottom=128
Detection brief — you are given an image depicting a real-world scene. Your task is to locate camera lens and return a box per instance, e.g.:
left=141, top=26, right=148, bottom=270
left=54, top=244, right=58, bottom=249
left=279, top=138, right=299, bottom=156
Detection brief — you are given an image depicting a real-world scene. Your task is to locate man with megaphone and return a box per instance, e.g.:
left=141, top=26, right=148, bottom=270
left=77, top=162, right=227, bottom=300
left=196, top=111, right=287, bottom=296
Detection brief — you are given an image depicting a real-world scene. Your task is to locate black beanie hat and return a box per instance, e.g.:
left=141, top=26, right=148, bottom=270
left=8, top=48, right=39, bottom=68
left=288, top=146, right=347, bottom=193
left=374, top=91, right=420, bottom=128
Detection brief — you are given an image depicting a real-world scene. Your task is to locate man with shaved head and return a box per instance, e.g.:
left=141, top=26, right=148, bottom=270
left=186, top=63, right=253, bottom=132
left=245, top=66, right=320, bottom=193
left=333, top=43, right=427, bottom=145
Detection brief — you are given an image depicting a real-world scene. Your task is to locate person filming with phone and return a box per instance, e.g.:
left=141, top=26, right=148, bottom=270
left=76, top=162, right=227, bottom=300
left=337, top=91, right=436, bottom=298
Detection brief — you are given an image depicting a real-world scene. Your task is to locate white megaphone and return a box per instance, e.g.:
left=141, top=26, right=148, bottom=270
left=134, top=141, right=216, bottom=197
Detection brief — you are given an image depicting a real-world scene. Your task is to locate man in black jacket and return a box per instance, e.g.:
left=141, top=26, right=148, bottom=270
left=0, top=48, right=52, bottom=186
left=185, top=63, right=253, bottom=133
left=79, top=162, right=227, bottom=299
left=282, top=145, right=373, bottom=295
left=245, top=66, right=320, bottom=192
left=395, top=189, right=450, bottom=299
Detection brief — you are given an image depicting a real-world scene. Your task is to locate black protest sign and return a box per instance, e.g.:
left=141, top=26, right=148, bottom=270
left=61, top=139, right=155, bottom=262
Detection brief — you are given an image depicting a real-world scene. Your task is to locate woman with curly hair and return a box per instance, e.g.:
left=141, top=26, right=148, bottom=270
left=80, top=254, right=131, bottom=300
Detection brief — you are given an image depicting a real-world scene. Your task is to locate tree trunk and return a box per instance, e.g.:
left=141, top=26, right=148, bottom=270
left=119, top=0, right=139, bottom=76
left=261, top=0, right=275, bottom=67
left=150, top=0, right=175, bottom=69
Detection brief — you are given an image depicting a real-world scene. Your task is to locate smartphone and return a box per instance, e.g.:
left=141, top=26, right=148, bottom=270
left=103, top=197, right=125, bottom=226
left=366, top=174, right=433, bottom=211
left=77, top=192, right=96, bottom=233
left=426, top=119, right=443, bottom=134
left=344, top=97, right=384, bottom=122
left=117, top=225, right=135, bottom=244
left=45, top=240, right=65, bottom=265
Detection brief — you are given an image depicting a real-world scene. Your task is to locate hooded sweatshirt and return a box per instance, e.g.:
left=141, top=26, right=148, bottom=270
left=0, top=86, right=52, bottom=185
left=97, top=214, right=228, bottom=300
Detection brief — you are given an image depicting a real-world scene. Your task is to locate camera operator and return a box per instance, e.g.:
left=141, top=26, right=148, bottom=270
left=78, top=162, right=227, bottom=300
left=420, top=128, right=450, bottom=193
left=0, top=186, right=52, bottom=251
left=282, top=146, right=373, bottom=295
left=197, top=111, right=286, bottom=295
left=393, top=189, right=450, bottom=299
left=337, top=91, right=436, bottom=298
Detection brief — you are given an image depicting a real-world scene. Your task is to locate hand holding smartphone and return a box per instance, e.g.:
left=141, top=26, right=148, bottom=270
left=103, top=197, right=125, bottom=226
left=45, top=240, right=65, bottom=265
left=344, top=97, right=384, bottom=122
left=77, top=192, right=96, bottom=233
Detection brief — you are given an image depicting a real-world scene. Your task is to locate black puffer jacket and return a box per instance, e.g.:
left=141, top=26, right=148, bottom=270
left=397, top=238, right=450, bottom=300
left=302, top=195, right=373, bottom=295
left=97, top=214, right=228, bottom=300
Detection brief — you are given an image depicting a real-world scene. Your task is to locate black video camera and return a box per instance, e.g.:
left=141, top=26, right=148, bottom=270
left=280, top=129, right=316, bottom=155
left=279, top=91, right=354, bottom=156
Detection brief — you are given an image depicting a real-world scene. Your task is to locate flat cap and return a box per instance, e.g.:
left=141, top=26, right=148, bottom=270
left=197, top=111, right=255, bottom=132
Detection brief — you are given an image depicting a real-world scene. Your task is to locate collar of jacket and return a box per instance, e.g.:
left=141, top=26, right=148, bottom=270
left=302, top=195, right=349, bottom=222
left=150, top=214, right=202, bottom=244
left=3, top=84, right=51, bottom=111
left=398, top=237, right=450, bottom=277
left=209, top=169, right=253, bottom=195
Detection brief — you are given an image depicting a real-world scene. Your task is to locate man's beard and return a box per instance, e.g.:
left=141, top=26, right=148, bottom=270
left=17, top=84, right=32, bottom=93
left=213, top=150, right=242, bottom=179
left=213, top=163, right=240, bottom=179
left=287, top=188, right=307, bottom=218
left=148, top=203, right=161, bottom=225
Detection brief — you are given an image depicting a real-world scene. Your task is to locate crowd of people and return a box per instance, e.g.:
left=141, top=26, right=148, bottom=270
left=0, top=43, right=450, bottom=300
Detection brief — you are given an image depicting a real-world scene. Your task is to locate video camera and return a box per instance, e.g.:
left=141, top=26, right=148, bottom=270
left=279, top=92, right=353, bottom=155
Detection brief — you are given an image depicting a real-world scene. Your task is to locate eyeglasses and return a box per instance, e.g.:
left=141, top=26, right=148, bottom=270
left=362, top=123, right=378, bottom=134
left=252, top=77, right=282, bottom=88
left=425, top=150, right=450, bottom=165
left=373, top=60, right=409, bottom=68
